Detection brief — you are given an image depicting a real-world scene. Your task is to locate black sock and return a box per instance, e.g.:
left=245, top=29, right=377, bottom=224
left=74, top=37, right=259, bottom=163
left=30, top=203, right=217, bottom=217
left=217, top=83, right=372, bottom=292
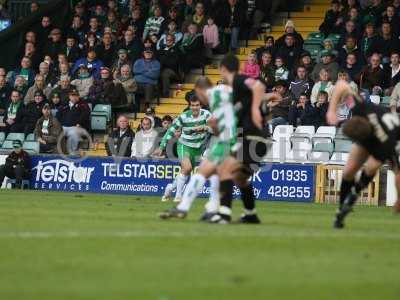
left=340, top=179, right=355, bottom=206
left=355, top=170, right=374, bottom=194
left=219, top=179, right=234, bottom=209
left=240, top=184, right=255, bottom=212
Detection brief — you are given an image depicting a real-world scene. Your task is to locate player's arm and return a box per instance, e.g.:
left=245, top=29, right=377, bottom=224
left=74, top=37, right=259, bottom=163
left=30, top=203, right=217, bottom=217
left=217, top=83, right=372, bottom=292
left=154, top=116, right=182, bottom=155
left=327, top=80, right=356, bottom=125
left=246, top=78, right=266, bottom=129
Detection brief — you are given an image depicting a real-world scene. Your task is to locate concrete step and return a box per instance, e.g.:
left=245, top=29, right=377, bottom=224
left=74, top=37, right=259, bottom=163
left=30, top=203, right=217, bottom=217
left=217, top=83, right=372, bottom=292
left=272, top=25, right=319, bottom=32
left=277, top=11, right=325, bottom=18
left=160, top=98, right=188, bottom=105
left=155, top=104, right=186, bottom=114
left=272, top=18, right=324, bottom=27
left=303, top=4, right=330, bottom=12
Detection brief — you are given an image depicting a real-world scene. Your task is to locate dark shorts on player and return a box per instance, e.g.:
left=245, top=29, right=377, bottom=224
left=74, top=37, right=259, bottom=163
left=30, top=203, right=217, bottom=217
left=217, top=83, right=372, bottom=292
left=357, top=139, right=400, bottom=170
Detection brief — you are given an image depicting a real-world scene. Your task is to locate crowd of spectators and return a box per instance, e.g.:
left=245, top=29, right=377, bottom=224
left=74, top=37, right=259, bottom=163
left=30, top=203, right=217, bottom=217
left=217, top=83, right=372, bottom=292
left=0, top=0, right=400, bottom=157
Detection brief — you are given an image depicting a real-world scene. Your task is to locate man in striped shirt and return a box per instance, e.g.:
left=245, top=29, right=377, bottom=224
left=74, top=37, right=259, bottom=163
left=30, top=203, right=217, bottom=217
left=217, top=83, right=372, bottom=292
left=154, top=97, right=212, bottom=203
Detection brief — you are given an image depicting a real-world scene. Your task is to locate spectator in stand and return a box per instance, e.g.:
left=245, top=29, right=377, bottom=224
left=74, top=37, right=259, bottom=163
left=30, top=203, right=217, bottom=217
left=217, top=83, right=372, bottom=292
left=70, top=65, right=94, bottom=100
left=182, top=0, right=196, bottom=24
left=88, top=67, right=127, bottom=108
left=296, top=51, right=315, bottom=77
left=241, top=52, right=260, bottom=79
left=268, top=80, right=292, bottom=129
left=43, top=28, right=64, bottom=61
left=359, top=22, right=377, bottom=62
left=158, top=34, right=180, bottom=98
left=273, top=56, right=289, bottom=81
left=94, top=33, right=116, bottom=69
left=251, top=0, right=269, bottom=38
left=15, top=90, right=48, bottom=135
left=143, top=5, right=165, bottom=39
left=217, top=0, right=246, bottom=52
left=383, top=5, right=400, bottom=38
left=288, top=93, right=318, bottom=127
left=384, top=52, right=400, bottom=91
left=117, top=28, right=143, bottom=64
left=83, top=32, right=99, bottom=54
left=24, top=74, right=52, bottom=104
left=87, top=17, right=103, bottom=40
left=13, top=76, right=28, bottom=98
left=38, top=62, right=56, bottom=87
left=68, top=15, right=86, bottom=49
left=289, top=66, right=312, bottom=100
left=131, top=115, right=158, bottom=159
left=342, top=53, right=362, bottom=81
left=0, top=140, right=30, bottom=189
left=48, top=92, right=63, bottom=117
left=259, top=51, right=275, bottom=90
left=34, top=103, right=62, bottom=153
left=275, top=33, right=302, bottom=70
left=0, top=76, right=11, bottom=114
left=50, top=75, right=73, bottom=104
left=157, top=20, right=183, bottom=50
left=114, top=64, right=137, bottom=110
left=179, top=22, right=205, bottom=75
left=311, top=68, right=334, bottom=104
left=164, top=6, right=182, bottom=30
left=337, top=35, right=362, bottom=66
left=21, top=42, right=41, bottom=71
left=35, top=15, right=53, bottom=47
left=71, top=48, right=104, bottom=79
left=311, top=50, right=339, bottom=82
left=319, top=0, right=343, bottom=37
left=358, top=53, right=387, bottom=92
left=133, top=48, right=160, bottom=108
left=275, top=20, right=304, bottom=49
left=255, top=36, right=275, bottom=62
left=105, top=115, right=135, bottom=157
left=144, top=106, right=162, bottom=128
left=157, top=114, right=173, bottom=140
left=57, top=88, right=90, bottom=154
left=364, top=0, right=385, bottom=26
left=111, top=48, right=132, bottom=76
left=30, top=1, right=40, bottom=13
left=2, top=90, right=23, bottom=134
left=8, top=57, right=35, bottom=87
left=316, top=39, right=338, bottom=63
left=314, top=90, right=329, bottom=127
left=337, top=19, right=360, bottom=50
left=91, top=4, right=106, bottom=27
left=184, top=1, right=207, bottom=31
left=336, top=70, right=358, bottom=94
left=202, top=16, right=219, bottom=57
left=390, top=81, right=400, bottom=112
left=369, top=22, right=400, bottom=64
left=129, top=6, right=145, bottom=38
left=104, top=10, right=122, bottom=37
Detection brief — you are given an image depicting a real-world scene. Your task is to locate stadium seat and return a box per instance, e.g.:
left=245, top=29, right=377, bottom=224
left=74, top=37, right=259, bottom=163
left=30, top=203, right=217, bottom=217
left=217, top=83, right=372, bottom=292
left=265, top=141, right=291, bottom=161
left=5, top=132, right=25, bottom=143
left=334, top=139, right=352, bottom=153
left=273, top=125, right=294, bottom=140
left=292, top=126, right=315, bottom=142
left=292, top=140, right=312, bottom=151
left=286, top=150, right=308, bottom=161
left=312, top=126, right=336, bottom=144
left=381, top=96, right=391, bottom=107
left=92, top=104, right=112, bottom=122
left=0, top=132, right=5, bottom=146
left=25, top=133, right=36, bottom=141
left=313, top=142, right=334, bottom=154
left=327, top=33, right=341, bottom=45
left=306, top=32, right=324, bottom=44
left=303, top=44, right=322, bottom=59
left=330, top=152, right=349, bottom=164
left=91, top=115, right=108, bottom=132
left=22, top=141, right=40, bottom=154
left=309, top=151, right=331, bottom=162
left=1, top=140, right=14, bottom=151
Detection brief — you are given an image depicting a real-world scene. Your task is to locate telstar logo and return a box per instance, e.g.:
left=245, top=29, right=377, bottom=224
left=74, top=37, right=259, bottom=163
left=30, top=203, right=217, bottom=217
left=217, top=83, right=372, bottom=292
left=33, top=159, right=94, bottom=183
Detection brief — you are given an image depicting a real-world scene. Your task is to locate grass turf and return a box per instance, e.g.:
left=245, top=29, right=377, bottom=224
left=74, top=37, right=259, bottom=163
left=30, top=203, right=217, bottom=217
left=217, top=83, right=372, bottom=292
left=0, top=190, right=399, bottom=300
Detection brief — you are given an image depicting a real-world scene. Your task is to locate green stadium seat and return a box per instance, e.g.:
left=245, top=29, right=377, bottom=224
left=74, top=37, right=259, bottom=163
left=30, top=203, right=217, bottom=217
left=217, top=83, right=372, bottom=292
left=25, top=133, right=36, bottom=141
left=92, top=104, right=112, bottom=122
left=1, top=140, right=14, bottom=151
left=334, top=139, right=352, bottom=153
left=327, top=34, right=341, bottom=46
left=91, top=115, right=108, bottom=132
left=6, top=132, right=25, bottom=143
left=306, top=32, right=324, bottom=44
left=0, top=132, right=5, bottom=146
left=303, top=44, right=322, bottom=59
left=313, top=142, right=334, bottom=154
left=381, top=96, right=391, bottom=106
left=22, top=141, right=40, bottom=154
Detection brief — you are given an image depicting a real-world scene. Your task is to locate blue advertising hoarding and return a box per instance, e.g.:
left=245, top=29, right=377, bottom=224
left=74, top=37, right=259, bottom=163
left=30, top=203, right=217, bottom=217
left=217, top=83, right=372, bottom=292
left=29, top=155, right=315, bottom=202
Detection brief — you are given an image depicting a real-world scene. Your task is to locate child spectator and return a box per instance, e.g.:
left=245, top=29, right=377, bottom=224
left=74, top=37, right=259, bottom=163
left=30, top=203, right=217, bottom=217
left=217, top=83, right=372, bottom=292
left=314, top=91, right=329, bottom=127
left=241, top=52, right=260, bottom=79
left=311, top=68, right=334, bottom=104
left=274, top=56, right=289, bottom=81
left=203, top=16, right=219, bottom=57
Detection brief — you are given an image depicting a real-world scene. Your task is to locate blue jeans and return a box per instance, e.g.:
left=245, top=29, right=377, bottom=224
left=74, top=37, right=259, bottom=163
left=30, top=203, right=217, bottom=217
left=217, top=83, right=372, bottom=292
left=230, top=27, right=240, bottom=50
left=270, top=117, right=288, bottom=131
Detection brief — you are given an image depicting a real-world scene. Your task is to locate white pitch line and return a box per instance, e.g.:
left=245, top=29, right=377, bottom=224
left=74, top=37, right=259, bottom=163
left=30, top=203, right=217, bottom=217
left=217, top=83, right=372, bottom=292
left=0, top=230, right=399, bottom=240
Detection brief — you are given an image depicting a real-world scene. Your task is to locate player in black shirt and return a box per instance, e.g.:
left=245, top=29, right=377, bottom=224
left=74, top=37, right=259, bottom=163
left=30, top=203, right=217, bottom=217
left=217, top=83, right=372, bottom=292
left=327, top=81, right=400, bottom=228
left=210, top=54, right=275, bottom=224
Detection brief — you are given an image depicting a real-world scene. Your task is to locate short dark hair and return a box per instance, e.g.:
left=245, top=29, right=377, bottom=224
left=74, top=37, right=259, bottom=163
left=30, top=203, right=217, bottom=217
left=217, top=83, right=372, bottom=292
left=162, top=115, right=173, bottom=123
left=189, top=95, right=201, bottom=103
left=343, top=116, right=372, bottom=141
left=220, top=54, right=239, bottom=72
left=194, top=76, right=213, bottom=90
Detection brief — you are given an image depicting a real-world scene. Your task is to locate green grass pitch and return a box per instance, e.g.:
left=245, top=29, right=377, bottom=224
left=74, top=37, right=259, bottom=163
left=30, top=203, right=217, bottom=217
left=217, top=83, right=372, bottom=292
left=0, top=190, right=400, bottom=300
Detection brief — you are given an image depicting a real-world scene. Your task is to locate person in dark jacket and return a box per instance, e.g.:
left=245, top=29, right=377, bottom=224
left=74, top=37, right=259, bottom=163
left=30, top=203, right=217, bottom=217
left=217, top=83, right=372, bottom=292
left=288, top=93, right=318, bottom=127
left=275, top=33, right=302, bottom=71
left=314, top=90, right=329, bottom=127
left=43, top=28, right=64, bottom=61
left=255, top=36, right=276, bottom=62
left=342, top=52, right=362, bottom=81
left=289, top=66, right=312, bottom=100
left=63, top=36, right=81, bottom=66
left=57, top=88, right=90, bottom=154
left=337, top=35, right=363, bottom=66
left=358, top=53, right=387, bottom=91
left=12, top=90, right=47, bottom=136
left=0, top=76, right=11, bottom=114
left=95, top=33, right=116, bottom=68
left=268, top=80, right=293, bottom=129
left=158, top=34, right=181, bottom=97
left=2, top=90, right=24, bottom=134
left=179, top=23, right=205, bottom=75
left=251, top=0, right=269, bottom=38
left=105, top=115, right=135, bottom=157
left=117, top=29, right=143, bottom=64
left=34, top=103, right=63, bottom=153
left=0, top=140, right=30, bottom=189
left=319, top=0, right=343, bottom=37
left=384, top=51, right=400, bottom=90
left=368, top=22, right=400, bottom=64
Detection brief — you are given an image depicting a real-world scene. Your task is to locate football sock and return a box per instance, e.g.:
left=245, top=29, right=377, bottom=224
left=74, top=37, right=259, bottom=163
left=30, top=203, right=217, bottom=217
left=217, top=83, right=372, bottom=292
left=164, top=180, right=177, bottom=197
left=175, top=173, right=188, bottom=200
left=355, top=170, right=375, bottom=194
left=219, top=179, right=234, bottom=209
left=177, top=174, right=206, bottom=212
left=339, top=178, right=355, bottom=207
left=205, top=174, right=220, bottom=213
left=240, top=183, right=256, bottom=212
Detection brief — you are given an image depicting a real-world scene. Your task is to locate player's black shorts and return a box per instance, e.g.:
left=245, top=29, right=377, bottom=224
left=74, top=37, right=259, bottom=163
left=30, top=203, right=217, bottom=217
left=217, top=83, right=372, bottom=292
left=357, top=140, right=400, bottom=169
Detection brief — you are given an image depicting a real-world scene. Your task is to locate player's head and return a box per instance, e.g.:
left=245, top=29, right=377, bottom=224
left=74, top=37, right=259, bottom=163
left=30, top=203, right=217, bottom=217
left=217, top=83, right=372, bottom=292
left=194, top=76, right=212, bottom=105
left=189, top=96, right=201, bottom=116
left=220, top=54, right=239, bottom=84
left=342, top=116, right=372, bottom=141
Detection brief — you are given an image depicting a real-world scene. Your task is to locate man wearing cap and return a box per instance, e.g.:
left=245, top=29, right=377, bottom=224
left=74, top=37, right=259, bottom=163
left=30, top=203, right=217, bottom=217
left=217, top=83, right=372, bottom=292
left=0, top=140, right=30, bottom=189
left=34, top=103, right=62, bottom=153
left=71, top=48, right=104, bottom=79
left=133, top=47, right=161, bottom=107
left=111, top=48, right=132, bottom=75
left=56, top=88, right=90, bottom=154
left=71, top=65, right=94, bottom=100
left=311, top=49, right=339, bottom=82
left=24, top=74, right=52, bottom=105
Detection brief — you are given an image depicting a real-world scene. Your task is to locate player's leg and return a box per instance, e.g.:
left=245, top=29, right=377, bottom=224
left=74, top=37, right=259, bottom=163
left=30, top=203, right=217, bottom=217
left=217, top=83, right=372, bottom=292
left=200, top=174, right=220, bottom=221
left=174, top=143, right=194, bottom=202
left=334, top=144, right=369, bottom=228
left=393, top=170, right=400, bottom=213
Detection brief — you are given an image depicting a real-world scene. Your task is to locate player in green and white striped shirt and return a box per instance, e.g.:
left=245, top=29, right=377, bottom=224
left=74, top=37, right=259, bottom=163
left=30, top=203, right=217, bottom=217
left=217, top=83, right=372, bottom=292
left=153, top=97, right=212, bottom=203
left=159, top=77, right=237, bottom=220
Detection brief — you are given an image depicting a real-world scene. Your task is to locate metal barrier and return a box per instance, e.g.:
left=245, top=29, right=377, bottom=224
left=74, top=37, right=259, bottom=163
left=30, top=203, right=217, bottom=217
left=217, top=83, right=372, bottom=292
left=315, top=165, right=380, bottom=206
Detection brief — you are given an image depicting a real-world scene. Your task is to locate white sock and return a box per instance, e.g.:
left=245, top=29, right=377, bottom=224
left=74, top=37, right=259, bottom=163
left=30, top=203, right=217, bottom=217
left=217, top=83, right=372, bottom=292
left=164, top=179, right=177, bottom=197
left=175, top=173, right=188, bottom=200
left=177, top=174, right=206, bottom=211
left=205, top=174, right=220, bottom=213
